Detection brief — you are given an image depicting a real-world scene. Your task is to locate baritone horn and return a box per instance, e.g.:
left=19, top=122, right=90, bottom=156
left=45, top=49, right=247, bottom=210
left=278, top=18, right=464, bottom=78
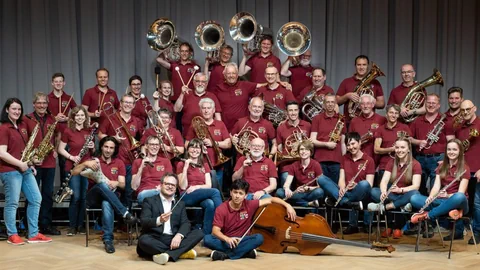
left=229, top=12, right=264, bottom=54
left=276, top=22, right=311, bottom=57
left=146, top=18, right=181, bottom=62
left=195, top=20, right=225, bottom=63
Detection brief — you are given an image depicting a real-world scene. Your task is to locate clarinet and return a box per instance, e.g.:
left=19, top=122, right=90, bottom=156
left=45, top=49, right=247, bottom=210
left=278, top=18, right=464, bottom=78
left=54, top=123, right=99, bottom=203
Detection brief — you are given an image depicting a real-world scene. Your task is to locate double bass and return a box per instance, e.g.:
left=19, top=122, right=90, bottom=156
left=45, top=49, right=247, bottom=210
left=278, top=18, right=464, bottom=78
left=250, top=203, right=395, bottom=255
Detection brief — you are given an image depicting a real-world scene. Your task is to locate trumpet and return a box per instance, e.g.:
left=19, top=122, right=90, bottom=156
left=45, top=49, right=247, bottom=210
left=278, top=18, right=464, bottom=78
left=191, top=116, right=230, bottom=167
left=420, top=114, right=446, bottom=151
left=329, top=115, right=345, bottom=143
left=348, top=62, right=385, bottom=118
left=360, top=130, right=374, bottom=144
left=462, top=128, right=480, bottom=151
left=195, top=20, right=225, bottom=63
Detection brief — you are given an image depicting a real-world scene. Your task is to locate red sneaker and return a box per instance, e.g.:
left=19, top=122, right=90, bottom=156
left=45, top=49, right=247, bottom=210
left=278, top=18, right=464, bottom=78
left=449, top=209, right=463, bottom=220
left=381, top=228, right=392, bottom=238
left=393, top=229, right=403, bottom=239
left=411, top=211, right=429, bottom=224
left=27, top=233, right=52, bottom=243
left=7, top=234, right=25, bottom=245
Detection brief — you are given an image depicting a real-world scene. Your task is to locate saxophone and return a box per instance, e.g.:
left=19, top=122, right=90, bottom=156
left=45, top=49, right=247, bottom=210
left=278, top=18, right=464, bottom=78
left=54, top=123, right=99, bottom=203
left=329, top=114, right=345, bottom=143
left=35, top=120, right=58, bottom=163
left=21, top=122, right=40, bottom=163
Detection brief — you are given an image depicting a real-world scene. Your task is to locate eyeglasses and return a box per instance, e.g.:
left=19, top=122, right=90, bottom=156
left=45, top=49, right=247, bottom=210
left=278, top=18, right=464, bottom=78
left=251, top=144, right=264, bottom=149
left=122, top=101, right=134, bottom=105
left=148, top=143, right=160, bottom=147
left=35, top=101, right=48, bottom=105
left=265, top=73, right=277, bottom=76
left=460, top=107, right=474, bottom=113
left=401, top=71, right=414, bottom=75
left=195, top=80, right=207, bottom=84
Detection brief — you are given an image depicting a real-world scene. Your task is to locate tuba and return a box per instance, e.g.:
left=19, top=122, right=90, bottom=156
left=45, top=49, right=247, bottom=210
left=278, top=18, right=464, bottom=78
left=195, top=20, right=225, bottom=63
left=229, top=12, right=264, bottom=54
left=329, top=115, right=345, bottom=143
left=233, top=122, right=260, bottom=156
left=146, top=18, right=181, bottom=62
left=401, top=69, right=444, bottom=123
left=191, top=116, right=230, bottom=167
left=301, top=88, right=325, bottom=121
left=276, top=22, right=311, bottom=57
left=348, top=62, right=385, bottom=118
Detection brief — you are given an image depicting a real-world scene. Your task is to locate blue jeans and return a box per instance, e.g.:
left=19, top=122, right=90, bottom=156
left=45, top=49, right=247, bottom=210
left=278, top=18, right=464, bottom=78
left=320, top=161, right=340, bottom=184
left=121, top=164, right=133, bottom=209
left=203, top=233, right=264, bottom=259
left=182, top=188, right=222, bottom=234
left=411, top=193, right=468, bottom=236
left=102, top=200, right=115, bottom=242
left=137, top=189, right=160, bottom=204
left=211, top=169, right=224, bottom=192
left=318, top=175, right=371, bottom=226
left=416, top=153, right=444, bottom=195
left=35, top=167, right=56, bottom=228
left=86, top=182, right=128, bottom=217
left=371, top=187, right=419, bottom=208
left=473, top=182, right=480, bottom=236
left=0, top=169, right=42, bottom=238
left=246, top=193, right=271, bottom=200
left=68, top=174, right=88, bottom=228
left=276, top=187, right=324, bottom=207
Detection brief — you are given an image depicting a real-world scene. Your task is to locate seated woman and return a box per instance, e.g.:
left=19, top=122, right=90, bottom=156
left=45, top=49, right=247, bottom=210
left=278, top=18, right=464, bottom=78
left=319, top=132, right=375, bottom=235
left=410, top=139, right=470, bottom=240
left=368, top=137, right=421, bottom=239
left=177, top=139, right=223, bottom=234
left=275, top=140, right=324, bottom=207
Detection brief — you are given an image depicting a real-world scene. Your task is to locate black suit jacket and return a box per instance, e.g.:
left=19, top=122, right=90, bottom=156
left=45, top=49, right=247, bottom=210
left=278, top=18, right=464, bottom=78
left=140, top=195, right=190, bottom=237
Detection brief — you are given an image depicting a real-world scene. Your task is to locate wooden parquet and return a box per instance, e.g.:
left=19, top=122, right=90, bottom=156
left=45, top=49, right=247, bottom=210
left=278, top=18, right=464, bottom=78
left=1, top=228, right=479, bottom=270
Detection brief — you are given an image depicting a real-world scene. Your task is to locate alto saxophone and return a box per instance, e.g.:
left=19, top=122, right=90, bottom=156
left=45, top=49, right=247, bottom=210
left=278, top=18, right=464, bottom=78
left=21, top=122, right=40, bottom=163
left=35, top=120, right=58, bottom=163
left=329, top=115, right=345, bottom=143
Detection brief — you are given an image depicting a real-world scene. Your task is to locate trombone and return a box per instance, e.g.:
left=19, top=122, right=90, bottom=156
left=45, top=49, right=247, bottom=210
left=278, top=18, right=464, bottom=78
left=145, top=106, right=181, bottom=159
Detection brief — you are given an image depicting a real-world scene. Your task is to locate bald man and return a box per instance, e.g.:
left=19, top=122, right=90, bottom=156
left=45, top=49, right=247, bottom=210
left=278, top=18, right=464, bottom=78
left=232, top=138, right=277, bottom=200
left=256, top=66, right=296, bottom=111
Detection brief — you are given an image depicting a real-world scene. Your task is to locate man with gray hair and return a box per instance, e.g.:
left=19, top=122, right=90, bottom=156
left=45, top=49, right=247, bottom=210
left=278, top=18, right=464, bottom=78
left=174, top=72, right=222, bottom=136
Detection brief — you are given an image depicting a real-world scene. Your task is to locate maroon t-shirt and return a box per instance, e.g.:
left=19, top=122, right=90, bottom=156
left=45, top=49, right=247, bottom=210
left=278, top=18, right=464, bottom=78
left=436, top=164, right=471, bottom=196
left=286, top=159, right=322, bottom=188
left=131, top=96, right=151, bottom=128
left=181, top=92, right=221, bottom=136
left=410, top=114, right=447, bottom=154
left=158, top=98, right=176, bottom=128
left=341, top=153, right=375, bottom=184
left=288, top=65, right=314, bottom=97
left=132, top=156, right=172, bottom=195
left=276, top=120, right=311, bottom=155
left=374, top=122, right=412, bottom=171
left=384, top=159, right=422, bottom=188
left=214, top=80, right=258, bottom=132
left=81, top=86, right=119, bottom=122
left=207, top=63, right=226, bottom=93
left=176, top=161, right=211, bottom=191
left=24, top=113, right=59, bottom=169
left=0, top=121, right=30, bottom=173
left=349, top=113, right=386, bottom=163
left=141, top=126, right=183, bottom=159
left=234, top=156, right=277, bottom=193
left=186, top=119, right=229, bottom=166
left=87, top=157, right=126, bottom=188
left=61, top=127, right=93, bottom=171
left=169, top=61, right=200, bottom=101
left=256, top=84, right=296, bottom=111
left=213, top=199, right=260, bottom=237
left=245, top=53, right=281, bottom=83
left=311, top=112, right=347, bottom=163
left=47, top=91, right=77, bottom=134
left=455, top=117, right=480, bottom=171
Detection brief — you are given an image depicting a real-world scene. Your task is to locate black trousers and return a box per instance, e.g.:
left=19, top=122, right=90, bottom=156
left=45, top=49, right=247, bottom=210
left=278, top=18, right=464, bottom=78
left=137, top=229, right=204, bottom=261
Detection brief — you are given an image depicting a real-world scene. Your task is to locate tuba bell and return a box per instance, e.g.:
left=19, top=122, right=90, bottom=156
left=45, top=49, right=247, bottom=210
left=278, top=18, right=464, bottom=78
left=229, top=12, right=264, bottom=54
left=146, top=18, right=181, bottom=62
left=276, top=22, right=311, bottom=57
left=195, top=20, right=225, bottom=63
left=400, top=69, right=444, bottom=123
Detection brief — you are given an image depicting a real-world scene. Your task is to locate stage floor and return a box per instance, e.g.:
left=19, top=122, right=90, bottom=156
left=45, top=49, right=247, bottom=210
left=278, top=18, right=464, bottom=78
left=1, top=228, right=478, bottom=270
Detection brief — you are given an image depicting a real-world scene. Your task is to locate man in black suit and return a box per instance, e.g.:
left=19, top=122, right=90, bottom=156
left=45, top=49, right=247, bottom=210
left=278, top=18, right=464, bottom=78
left=136, top=173, right=204, bottom=265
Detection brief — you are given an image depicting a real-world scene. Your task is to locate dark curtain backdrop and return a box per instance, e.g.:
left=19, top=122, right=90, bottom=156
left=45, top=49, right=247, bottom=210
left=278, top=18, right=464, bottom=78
left=1, top=0, right=480, bottom=112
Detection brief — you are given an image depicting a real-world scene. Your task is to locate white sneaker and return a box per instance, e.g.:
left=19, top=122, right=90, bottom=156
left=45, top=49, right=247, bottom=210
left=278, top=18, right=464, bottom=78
left=367, top=203, right=385, bottom=212
left=402, top=203, right=413, bottom=212
left=153, top=253, right=169, bottom=265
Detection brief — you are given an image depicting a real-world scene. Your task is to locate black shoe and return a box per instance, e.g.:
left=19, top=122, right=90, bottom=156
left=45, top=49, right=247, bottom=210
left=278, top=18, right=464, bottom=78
left=362, top=226, right=370, bottom=234
left=123, top=213, right=139, bottom=225
left=468, top=235, right=480, bottom=245
left=77, top=226, right=86, bottom=235
left=343, top=225, right=359, bottom=235
left=40, top=226, right=61, bottom=236
left=422, top=224, right=434, bottom=238
left=403, top=224, right=419, bottom=236
left=211, top=250, right=228, bottom=261
left=325, top=197, right=336, bottom=207
left=104, top=241, right=115, bottom=253
left=242, top=249, right=257, bottom=259
left=66, top=227, right=77, bottom=236
left=443, top=233, right=464, bottom=241
left=349, top=201, right=363, bottom=211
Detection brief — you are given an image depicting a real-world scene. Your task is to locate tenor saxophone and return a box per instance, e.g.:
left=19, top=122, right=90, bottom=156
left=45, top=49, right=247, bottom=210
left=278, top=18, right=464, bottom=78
left=21, top=122, right=40, bottom=163
left=35, top=120, right=58, bottom=163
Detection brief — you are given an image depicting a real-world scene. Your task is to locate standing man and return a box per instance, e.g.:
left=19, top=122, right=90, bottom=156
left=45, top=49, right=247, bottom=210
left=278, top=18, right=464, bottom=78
left=298, top=68, right=334, bottom=104
left=256, top=66, right=296, bottom=111
left=239, top=35, right=281, bottom=83
left=280, top=49, right=314, bottom=97
left=445, top=87, right=464, bottom=137
left=82, top=68, right=120, bottom=123
left=205, top=44, right=234, bottom=92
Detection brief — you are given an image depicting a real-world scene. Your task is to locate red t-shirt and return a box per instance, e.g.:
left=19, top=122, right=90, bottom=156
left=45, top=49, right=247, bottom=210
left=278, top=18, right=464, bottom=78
left=230, top=117, right=276, bottom=153
left=87, top=157, right=126, bottom=187
left=341, top=153, right=375, bottom=184
left=141, top=126, right=183, bottom=159
left=0, top=121, right=30, bottom=173
left=288, top=65, right=314, bottom=97
left=158, top=98, right=176, bottom=128
left=132, top=156, right=172, bottom=195
left=213, top=199, right=260, bottom=237
left=213, top=80, right=258, bottom=132
left=256, top=84, right=296, bottom=110
left=169, top=61, right=200, bottom=101
left=276, top=120, right=311, bottom=155
left=349, top=113, right=386, bottom=163
left=61, top=127, right=94, bottom=171
left=47, top=91, right=77, bottom=133
left=24, top=113, right=59, bottom=168
left=455, top=117, right=480, bottom=171
left=374, top=122, right=412, bottom=170
left=287, top=159, right=322, bottom=188
left=311, top=112, right=347, bottom=163
left=234, top=156, right=277, bottom=193
left=436, top=164, right=471, bottom=196
left=186, top=119, right=229, bottom=166
left=207, top=63, right=226, bottom=93
left=245, top=53, right=281, bottom=83
left=131, top=96, right=151, bottom=128
left=410, top=114, right=447, bottom=154
left=181, top=92, right=222, bottom=136
left=176, top=161, right=211, bottom=191
left=336, top=76, right=384, bottom=123
left=81, top=86, right=119, bottom=122
left=384, top=159, right=422, bottom=188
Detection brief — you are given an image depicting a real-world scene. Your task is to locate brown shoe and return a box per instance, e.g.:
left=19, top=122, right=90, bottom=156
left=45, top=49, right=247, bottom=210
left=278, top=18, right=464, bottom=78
left=449, top=209, right=463, bottom=220
left=410, top=211, right=428, bottom=224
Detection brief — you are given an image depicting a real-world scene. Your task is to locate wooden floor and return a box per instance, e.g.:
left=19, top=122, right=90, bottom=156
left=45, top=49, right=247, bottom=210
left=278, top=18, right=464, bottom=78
left=1, top=227, right=479, bottom=270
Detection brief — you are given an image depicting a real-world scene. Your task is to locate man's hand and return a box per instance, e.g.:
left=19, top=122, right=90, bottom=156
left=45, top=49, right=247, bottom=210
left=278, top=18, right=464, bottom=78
left=285, top=204, right=297, bottom=221
left=284, top=188, right=293, bottom=199
left=181, top=85, right=191, bottom=95
left=85, top=159, right=100, bottom=171
left=231, top=134, right=239, bottom=145
left=348, top=92, right=360, bottom=103
left=224, top=237, right=239, bottom=249
left=170, top=234, right=183, bottom=250
left=159, top=212, right=172, bottom=223
left=94, top=110, right=101, bottom=118
left=55, top=113, right=67, bottom=122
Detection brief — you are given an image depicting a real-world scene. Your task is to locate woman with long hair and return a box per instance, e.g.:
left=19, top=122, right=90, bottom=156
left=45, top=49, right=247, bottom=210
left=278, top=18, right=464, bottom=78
left=0, top=98, right=51, bottom=245
left=410, top=139, right=470, bottom=240
left=177, top=138, right=222, bottom=234
left=58, top=106, right=95, bottom=236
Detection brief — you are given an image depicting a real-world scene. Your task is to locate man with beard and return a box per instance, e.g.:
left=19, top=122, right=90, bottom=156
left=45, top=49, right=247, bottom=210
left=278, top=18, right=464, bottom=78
left=281, top=50, right=314, bottom=97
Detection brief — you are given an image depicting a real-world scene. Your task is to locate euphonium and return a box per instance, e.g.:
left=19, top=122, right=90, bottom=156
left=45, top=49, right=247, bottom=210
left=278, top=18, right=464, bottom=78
left=36, top=120, right=58, bottom=163
left=301, top=88, right=325, bottom=121
left=21, top=122, right=40, bottom=163
left=420, top=114, right=446, bottom=151
left=276, top=22, right=311, bottom=57
left=262, top=98, right=287, bottom=128
left=233, top=122, right=260, bottom=156
left=348, top=62, right=385, bottom=118
left=229, top=12, right=264, bottom=54
left=401, top=69, right=444, bottom=123
left=195, top=20, right=225, bottom=63
left=462, top=128, right=480, bottom=151
left=329, top=115, right=345, bottom=143
left=146, top=18, right=181, bottom=62
left=191, top=116, right=230, bottom=167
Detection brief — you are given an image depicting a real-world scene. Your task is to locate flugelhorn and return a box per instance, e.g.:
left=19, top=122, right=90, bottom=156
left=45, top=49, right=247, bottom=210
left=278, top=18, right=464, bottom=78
left=191, top=116, right=230, bottom=167
left=229, top=12, right=264, bottom=54
left=276, top=22, right=311, bottom=57
left=348, top=62, right=385, bottom=118
left=195, top=20, right=225, bottom=63
left=146, top=18, right=181, bottom=62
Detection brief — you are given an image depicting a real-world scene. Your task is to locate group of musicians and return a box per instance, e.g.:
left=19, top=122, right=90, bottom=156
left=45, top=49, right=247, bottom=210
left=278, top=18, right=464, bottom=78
left=1, top=35, right=479, bottom=265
